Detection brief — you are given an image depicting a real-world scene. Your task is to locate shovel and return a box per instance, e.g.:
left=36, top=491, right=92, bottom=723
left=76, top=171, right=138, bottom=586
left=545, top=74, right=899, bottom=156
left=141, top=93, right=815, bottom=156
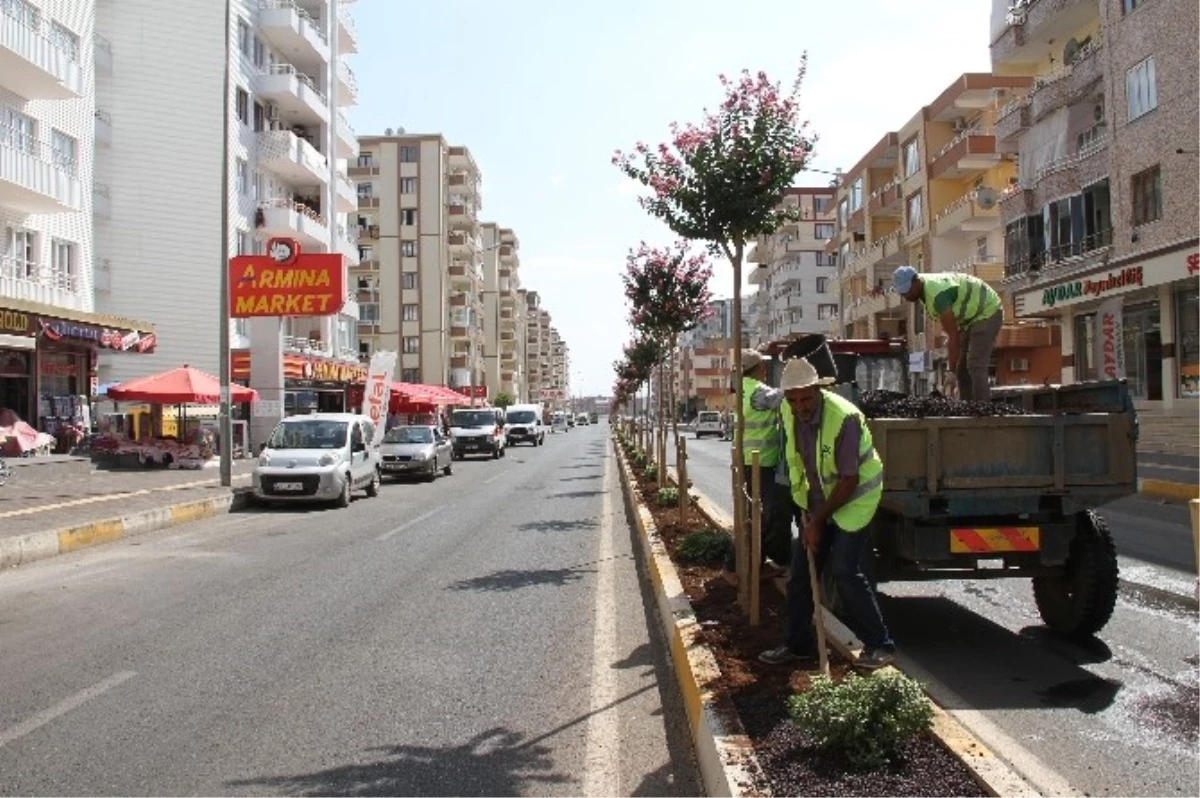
left=806, top=544, right=831, bottom=677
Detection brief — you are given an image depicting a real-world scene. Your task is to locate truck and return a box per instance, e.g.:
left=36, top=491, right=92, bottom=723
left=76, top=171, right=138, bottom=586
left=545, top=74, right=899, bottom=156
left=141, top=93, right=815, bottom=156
left=760, top=335, right=1136, bottom=638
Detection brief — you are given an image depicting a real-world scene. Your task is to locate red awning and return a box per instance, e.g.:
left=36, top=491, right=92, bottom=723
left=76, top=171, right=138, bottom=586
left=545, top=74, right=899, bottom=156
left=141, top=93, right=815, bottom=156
left=107, top=365, right=259, bottom=404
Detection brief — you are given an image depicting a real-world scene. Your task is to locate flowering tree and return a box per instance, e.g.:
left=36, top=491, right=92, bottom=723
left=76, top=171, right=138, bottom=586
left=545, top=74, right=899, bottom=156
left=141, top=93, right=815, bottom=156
left=613, top=335, right=663, bottom=452
left=622, top=240, right=713, bottom=451
left=615, top=61, right=817, bottom=598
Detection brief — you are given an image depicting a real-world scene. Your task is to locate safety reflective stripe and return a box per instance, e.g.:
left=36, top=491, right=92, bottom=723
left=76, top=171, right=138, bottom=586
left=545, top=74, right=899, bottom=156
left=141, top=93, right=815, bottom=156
left=848, top=471, right=884, bottom=502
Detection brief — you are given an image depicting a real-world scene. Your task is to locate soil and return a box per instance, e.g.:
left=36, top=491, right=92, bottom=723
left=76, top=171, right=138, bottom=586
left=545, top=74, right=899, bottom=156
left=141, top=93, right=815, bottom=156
left=625, top=447, right=986, bottom=797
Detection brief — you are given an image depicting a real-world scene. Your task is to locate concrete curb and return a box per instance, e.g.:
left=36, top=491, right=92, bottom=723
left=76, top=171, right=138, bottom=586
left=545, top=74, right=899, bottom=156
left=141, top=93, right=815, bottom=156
left=0, top=491, right=252, bottom=571
left=613, top=441, right=771, bottom=797
left=654, top=459, right=1047, bottom=798
left=1138, top=477, right=1199, bottom=503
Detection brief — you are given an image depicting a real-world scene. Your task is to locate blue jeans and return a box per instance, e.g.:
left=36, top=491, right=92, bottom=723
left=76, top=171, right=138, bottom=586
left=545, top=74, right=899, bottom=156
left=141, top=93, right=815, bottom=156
left=786, top=516, right=894, bottom=653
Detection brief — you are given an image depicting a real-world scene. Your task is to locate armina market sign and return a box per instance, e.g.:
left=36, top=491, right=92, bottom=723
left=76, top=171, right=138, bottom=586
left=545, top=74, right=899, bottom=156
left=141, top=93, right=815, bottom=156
left=1020, top=248, right=1199, bottom=314
left=229, top=237, right=345, bottom=318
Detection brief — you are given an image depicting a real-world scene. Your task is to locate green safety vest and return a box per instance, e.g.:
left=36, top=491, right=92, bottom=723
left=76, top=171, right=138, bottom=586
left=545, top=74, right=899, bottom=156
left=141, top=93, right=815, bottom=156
left=782, top=390, right=883, bottom=532
left=741, top=376, right=781, bottom=467
left=920, top=272, right=1002, bottom=329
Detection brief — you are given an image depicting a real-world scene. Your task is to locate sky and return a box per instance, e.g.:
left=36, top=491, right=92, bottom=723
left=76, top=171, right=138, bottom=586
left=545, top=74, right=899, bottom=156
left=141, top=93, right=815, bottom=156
left=347, top=0, right=995, bottom=397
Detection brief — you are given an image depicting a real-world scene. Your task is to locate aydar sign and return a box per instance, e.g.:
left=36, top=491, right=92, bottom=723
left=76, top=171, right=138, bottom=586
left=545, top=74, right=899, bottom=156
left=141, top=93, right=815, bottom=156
left=230, top=237, right=345, bottom=318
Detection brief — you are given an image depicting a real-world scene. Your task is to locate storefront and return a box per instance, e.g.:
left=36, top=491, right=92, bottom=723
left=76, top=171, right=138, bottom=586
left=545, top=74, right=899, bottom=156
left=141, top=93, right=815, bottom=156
left=232, top=350, right=367, bottom=417
left=1014, top=241, right=1199, bottom=411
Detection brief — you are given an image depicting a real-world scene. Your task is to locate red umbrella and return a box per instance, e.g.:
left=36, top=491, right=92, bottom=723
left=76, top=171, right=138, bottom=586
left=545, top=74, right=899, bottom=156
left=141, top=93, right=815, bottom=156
left=107, top=365, right=259, bottom=404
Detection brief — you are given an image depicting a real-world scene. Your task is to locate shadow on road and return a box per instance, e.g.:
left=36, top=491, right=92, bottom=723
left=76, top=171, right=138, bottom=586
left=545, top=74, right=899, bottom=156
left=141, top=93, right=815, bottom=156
left=515, top=519, right=598, bottom=532
left=547, top=490, right=606, bottom=499
left=448, top=567, right=594, bottom=592
left=558, top=475, right=600, bottom=482
left=878, top=593, right=1123, bottom=713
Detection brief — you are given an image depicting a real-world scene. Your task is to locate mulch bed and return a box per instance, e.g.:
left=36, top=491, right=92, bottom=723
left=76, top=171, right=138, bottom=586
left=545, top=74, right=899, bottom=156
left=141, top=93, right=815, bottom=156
left=626, top=449, right=986, bottom=797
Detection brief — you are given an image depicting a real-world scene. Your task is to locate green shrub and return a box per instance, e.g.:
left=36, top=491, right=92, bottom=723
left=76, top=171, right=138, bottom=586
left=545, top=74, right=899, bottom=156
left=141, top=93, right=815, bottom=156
left=787, top=670, right=933, bottom=769
left=631, top=450, right=648, bottom=468
left=655, top=486, right=680, bottom=506
left=676, top=530, right=732, bottom=563
left=643, top=464, right=657, bottom=481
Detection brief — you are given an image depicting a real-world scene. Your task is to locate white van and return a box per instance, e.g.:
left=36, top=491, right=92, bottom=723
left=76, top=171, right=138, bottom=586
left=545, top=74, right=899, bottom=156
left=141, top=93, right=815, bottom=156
left=449, top=406, right=507, bottom=459
left=505, top=404, right=545, bottom=446
left=551, top=411, right=569, bottom=433
left=253, top=413, right=381, bottom=507
left=694, top=410, right=723, bottom=439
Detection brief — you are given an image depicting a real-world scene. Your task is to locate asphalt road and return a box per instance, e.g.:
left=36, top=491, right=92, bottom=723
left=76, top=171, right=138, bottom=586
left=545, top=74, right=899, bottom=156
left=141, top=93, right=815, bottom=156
left=0, top=425, right=701, bottom=797
left=669, top=430, right=1199, bottom=798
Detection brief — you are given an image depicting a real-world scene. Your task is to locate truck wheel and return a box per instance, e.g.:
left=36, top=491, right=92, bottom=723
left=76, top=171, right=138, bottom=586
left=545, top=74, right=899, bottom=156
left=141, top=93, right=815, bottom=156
left=1033, top=510, right=1119, bottom=638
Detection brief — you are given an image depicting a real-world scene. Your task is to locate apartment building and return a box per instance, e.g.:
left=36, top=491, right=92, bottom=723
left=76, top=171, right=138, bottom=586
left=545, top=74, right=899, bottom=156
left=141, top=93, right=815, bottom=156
left=830, top=72, right=1059, bottom=394
left=351, top=134, right=488, bottom=392
left=524, top=290, right=550, bottom=403
left=747, top=187, right=840, bottom=344
left=991, top=0, right=1198, bottom=414
left=1, top=0, right=159, bottom=439
left=677, top=298, right=739, bottom=412
left=481, top=224, right=524, bottom=402
left=549, top=327, right=568, bottom=403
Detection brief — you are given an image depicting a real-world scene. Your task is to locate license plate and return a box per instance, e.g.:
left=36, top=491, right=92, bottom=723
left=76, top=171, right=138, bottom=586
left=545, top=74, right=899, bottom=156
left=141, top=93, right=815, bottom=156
left=950, top=527, right=1040, bottom=554
left=274, top=482, right=304, bottom=492
left=383, top=463, right=408, bottom=470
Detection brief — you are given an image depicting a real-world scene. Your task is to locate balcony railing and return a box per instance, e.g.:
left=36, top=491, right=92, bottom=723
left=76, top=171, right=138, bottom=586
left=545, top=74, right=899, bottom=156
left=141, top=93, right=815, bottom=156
left=1004, top=228, right=1112, bottom=279
left=1033, top=133, right=1108, bottom=184
left=0, top=126, right=81, bottom=212
left=0, top=254, right=81, bottom=308
left=260, top=62, right=326, bottom=105
left=260, top=0, right=328, bottom=43
left=0, top=7, right=83, bottom=97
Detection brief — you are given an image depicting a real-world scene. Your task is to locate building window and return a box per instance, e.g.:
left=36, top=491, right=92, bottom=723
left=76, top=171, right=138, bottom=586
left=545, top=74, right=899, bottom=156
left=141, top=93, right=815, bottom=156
left=357, top=182, right=373, bottom=197
left=50, top=238, right=76, bottom=289
left=401, top=177, right=417, bottom=194
left=357, top=152, right=373, bottom=167
left=906, top=191, right=924, bottom=231
left=1126, top=57, right=1157, bottom=121
left=5, top=0, right=40, bottom=29
left=359, top=303, right=379, bottom=322
left=402, top=368, right=419, bottom=383
left=253, top=101, right=266, bottom=132
left=237, top=18, right=251, bottom=56
left=403, top=336, right=419, bottom=354
left=2, top=107, right=36, bottom=154
left=816, top=277, right=829, bottom=294
left=850, top=177, right=863, bottom=212
left=402, top=304, right=418, bottom=321
left=49, top=22, right=79, bottom=62
left=814, top=223, right=834, bottom=240
left=359, top=340, right=372, bottom=358
left=2, top=226, right=37, bottom=279
left=976, top=237, right=989, bottom=260
left=252, top=37, right=266, bottom=68
left=399, top=145, right=417, bottom=162
left=235, top=87, right=249, bottom=125
left=401, top=241, right=416, bottom=257
left=814, top=196, right=832, bottom=214
left=401, top=209, right=416, bottom=226
left=253, top=170, right=265, bottom=201
left=818, top=304, right=838, bottom=320
left=1131, top=165, right=1161, bottom=226
left=903, top=137, right=920, bottom=177
left=235, top=158, right=248, bottom=195
left=837, top=198, right=848, bottom=230
left=402, top=272, right=416, bottom=289
left=358, top=245, right=373, bottom=263
left=49, top=130, right=76, bottom=174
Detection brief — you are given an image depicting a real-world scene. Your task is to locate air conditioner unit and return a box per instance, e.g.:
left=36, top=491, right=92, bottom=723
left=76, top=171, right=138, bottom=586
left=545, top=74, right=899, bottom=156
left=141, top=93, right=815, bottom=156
left=1010, top=358, right=1030, bottom=372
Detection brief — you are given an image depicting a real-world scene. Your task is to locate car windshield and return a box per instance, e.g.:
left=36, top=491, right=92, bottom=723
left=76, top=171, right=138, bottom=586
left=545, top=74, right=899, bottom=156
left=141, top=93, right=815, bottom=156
left=507, top=410, right=537, bottom=424
left=384, top=426, right=433, bottom=444
left=267, top=419, right=348, bottom=450
left=451, top=411, right=497, bottom=427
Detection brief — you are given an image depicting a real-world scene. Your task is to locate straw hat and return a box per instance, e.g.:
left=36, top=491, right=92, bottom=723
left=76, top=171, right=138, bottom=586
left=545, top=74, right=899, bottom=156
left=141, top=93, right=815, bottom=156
left=779, top=357, right=835, bottom=391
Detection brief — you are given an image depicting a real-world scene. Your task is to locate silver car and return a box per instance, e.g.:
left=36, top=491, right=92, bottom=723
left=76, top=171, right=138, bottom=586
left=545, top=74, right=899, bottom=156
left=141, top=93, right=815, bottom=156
left=379, top=425, right=453, bottom=481
left=253, top=413, right=381, bottom=507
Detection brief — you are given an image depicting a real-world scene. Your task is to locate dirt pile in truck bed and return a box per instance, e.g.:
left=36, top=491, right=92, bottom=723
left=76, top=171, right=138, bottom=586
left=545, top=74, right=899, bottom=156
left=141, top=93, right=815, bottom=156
left=859, top=390, right=1030, bottom=419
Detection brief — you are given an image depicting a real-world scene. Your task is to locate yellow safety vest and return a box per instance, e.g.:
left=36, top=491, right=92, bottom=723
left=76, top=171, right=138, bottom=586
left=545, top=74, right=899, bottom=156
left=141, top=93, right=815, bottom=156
left=920, top=272, right=1002, bottom=328
left=742, top=376, right=781, bottom=467
left=782, top=390, right=883, bottom=532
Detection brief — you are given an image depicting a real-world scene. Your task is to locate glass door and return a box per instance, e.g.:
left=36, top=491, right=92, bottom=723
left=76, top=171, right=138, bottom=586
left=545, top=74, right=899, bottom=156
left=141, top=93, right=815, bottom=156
left=1123, top=304, right=1162, bottom=400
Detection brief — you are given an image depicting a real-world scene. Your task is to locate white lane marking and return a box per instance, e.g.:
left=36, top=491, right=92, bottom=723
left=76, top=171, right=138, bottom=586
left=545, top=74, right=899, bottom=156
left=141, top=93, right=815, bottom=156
left=0, top=475, right=251, bottom=520
left=582, top=450, right=620, bottom=797
left=376, top=508, right=441, bottom=542
left=0, top=671, right=136, bottom=749
left=484, top=471, right=507, bottom=485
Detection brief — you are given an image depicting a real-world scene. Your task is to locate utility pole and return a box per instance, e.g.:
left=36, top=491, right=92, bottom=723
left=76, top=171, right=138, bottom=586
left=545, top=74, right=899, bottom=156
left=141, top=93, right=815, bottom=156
left=218, top=0, right=233, bottom=487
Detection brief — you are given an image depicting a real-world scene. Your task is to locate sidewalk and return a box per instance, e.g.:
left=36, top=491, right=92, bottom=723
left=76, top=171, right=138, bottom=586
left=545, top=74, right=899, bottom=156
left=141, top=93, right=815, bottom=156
left=0, top=461, right=255, bottom=570
left=1139, top=451, right=1199, bottom=502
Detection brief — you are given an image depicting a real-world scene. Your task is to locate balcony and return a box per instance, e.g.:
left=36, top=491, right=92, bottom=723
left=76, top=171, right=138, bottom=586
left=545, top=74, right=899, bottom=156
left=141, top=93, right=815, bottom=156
left=94, top=109, right=112, bottom=147
left=257, top=0, right=329, bottom=67
left=1029, top=39, right=1104, bottom=122
left=948, top=255, right=1005, bottom=285
left=928, top=129, right=999, bottom=181
left=335, top=111, right=358, bottom=159
left=991, top=0, right=1097, bottom=69
left=328, top=170, right=354, bottom=212
left=258, top=129, right=327, bottom=186
left=0, top=256, right=82, bottom=310
left=448, top=262, right=481, bottom=290
left=995, top=98, right=1031, bottom=146
left=93, top=34, right=111, bottom=75
left=93, top=182, right=111, bottom=219
left=448, top=170, right=480, bottom=197
left=334, top=224, right=357, bottom=262
left=999, top=185, right=1035, bottom=226
left=0, top=135, right=81, bottom=212
left=448, top=146, right=478, bottom=174
left=447, top=197, right=478, bottom=231
left=450, top=356, right=469, bottom=369
left=448, top=232, right=479, bottom=255
left=932, top=190, right=1001, bottom=238
left=867, top=180, right=902, bottom=217
left=255, top=198, right=328, bottom=247
left=0, top=10, right=83, bottom=98
left=336, top=60, right=357, bottom=106
left=1033, top=132, right=1109, bottom=194
left=257, top=63, right=328, bottom=126
left=337, top=5, right=358, bottom=54
left=843, top=229, right=903, bottom=277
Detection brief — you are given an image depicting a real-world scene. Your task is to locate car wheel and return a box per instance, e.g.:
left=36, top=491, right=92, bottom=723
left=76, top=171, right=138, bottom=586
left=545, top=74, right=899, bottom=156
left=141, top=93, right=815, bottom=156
left=365, top=468, right=380, bottom=497
left=443, top=459, right=453, bottom=476
left=492, top=446, right=501, bottom=460
left=425, top=463, right=437, bottom=482
left=337, top=473, right=352, bottom=508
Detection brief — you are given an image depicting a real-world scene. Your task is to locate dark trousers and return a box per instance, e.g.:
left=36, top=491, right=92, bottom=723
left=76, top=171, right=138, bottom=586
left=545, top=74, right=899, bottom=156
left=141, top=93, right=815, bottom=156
left=724, top=463, right=793, bottom=571
left=786, top=514, right=893, bottom=654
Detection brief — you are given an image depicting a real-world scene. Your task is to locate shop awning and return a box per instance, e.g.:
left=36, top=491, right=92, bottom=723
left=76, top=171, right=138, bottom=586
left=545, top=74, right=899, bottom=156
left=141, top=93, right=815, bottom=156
left=0, top=297, right=157, bottom=354
left=390, top=383, right=472, bottom=406
left=108, top=365, right=259, bottom=404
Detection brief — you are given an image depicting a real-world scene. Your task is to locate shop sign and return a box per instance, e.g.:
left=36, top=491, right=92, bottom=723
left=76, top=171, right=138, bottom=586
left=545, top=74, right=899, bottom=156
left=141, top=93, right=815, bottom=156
left=0, top=309, right=32, bottom=335
left=1093, top=297, right=1126, bottom=381
left=360, top=350, right=398, bottom=446
left=1019, top=247, right=1200, bottom=314
left=1042, top=266, right=1144, bottom=308
left=457, top=385, right=488, bottom=399
left=229, top=237, right=345, bottom=318
left=37, top=318, right=157, bottom=353
left=282, top=354, right=368, bottom=385
left=539, top=389, right=565, bottom=400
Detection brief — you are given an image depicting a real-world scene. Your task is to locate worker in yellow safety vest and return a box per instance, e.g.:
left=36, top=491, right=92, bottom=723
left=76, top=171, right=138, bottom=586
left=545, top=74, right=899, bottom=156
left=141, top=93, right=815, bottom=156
left=758, top=357, right=895, bottom=671
left=893, top=265, right=1003, bottom=401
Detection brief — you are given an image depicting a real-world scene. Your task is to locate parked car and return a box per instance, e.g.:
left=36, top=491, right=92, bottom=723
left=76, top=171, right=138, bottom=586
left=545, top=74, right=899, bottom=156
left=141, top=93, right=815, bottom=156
left=379, top=425, right=453, bottom=481
left=505, top=404, right=546, bottom=446
left=449, top=407, right=507, bottom=459
left=253, top=413, right=381, bottom=507
left=694, top=410, right=723, bottom=439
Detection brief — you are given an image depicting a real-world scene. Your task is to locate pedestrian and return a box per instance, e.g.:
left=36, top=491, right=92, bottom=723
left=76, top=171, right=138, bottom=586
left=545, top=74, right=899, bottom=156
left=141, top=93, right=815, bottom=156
left=893, top=265, right=1003, bottom=402
left=723, top=348, right=792, bottom=585
left=759, top=357, right=895, bottom=670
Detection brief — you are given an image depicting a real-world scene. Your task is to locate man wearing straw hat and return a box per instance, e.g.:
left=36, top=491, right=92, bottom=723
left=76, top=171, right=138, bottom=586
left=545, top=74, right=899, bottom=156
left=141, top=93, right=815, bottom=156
left=758, top=357, right=895, bottom=670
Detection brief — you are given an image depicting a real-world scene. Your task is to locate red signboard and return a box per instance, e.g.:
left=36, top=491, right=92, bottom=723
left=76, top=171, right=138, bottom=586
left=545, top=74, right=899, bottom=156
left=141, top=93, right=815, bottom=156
left=456, top=385, right=488, bottom=398
left=229, top=238, right=345, bottom=318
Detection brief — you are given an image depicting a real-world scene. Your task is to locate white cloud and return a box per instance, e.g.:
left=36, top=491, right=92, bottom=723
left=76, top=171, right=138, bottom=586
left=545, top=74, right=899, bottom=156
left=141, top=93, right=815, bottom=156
left=549, top=173, right=568, bottom=188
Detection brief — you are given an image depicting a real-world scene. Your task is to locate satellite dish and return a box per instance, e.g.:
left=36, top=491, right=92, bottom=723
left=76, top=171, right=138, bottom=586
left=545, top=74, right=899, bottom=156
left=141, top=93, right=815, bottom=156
left=975, top=187, right=999, bottom=210
left=1063, top=38, right=1080, bottom=65
left=397, top=126, right=406, bottom=134
left=384, top=127, right=394, bottom=135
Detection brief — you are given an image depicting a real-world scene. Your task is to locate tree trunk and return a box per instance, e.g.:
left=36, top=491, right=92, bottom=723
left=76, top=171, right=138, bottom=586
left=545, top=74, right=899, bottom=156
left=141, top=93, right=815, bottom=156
left=669, top=332, right=679, bottom=458
left=657, top=360, right=667, bottom=486
left=731, top=239, right=747, bottom=609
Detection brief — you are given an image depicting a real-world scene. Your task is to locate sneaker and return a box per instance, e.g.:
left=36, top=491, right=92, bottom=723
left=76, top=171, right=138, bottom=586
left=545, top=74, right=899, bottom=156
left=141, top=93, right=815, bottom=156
left=758, top=645, right=817, bottom=665
left=855, top=647, right=895, bottom=670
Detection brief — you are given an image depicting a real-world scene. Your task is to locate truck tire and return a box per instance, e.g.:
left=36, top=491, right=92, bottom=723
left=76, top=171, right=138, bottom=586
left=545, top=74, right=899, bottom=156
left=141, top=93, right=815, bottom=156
left=1033, top=510, right=1119, bottom=638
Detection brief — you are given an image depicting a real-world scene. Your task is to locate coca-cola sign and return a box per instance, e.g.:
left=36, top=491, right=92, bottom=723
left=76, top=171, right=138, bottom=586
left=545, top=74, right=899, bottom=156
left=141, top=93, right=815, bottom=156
left=37, top=318, right=157, bottom=354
